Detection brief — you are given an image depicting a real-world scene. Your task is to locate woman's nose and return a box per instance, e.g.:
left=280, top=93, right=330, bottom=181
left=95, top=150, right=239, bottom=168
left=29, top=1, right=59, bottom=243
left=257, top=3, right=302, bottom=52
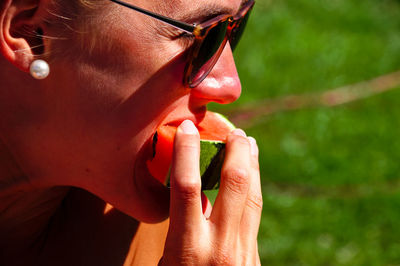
left=190, top=43, right=242, bottom=105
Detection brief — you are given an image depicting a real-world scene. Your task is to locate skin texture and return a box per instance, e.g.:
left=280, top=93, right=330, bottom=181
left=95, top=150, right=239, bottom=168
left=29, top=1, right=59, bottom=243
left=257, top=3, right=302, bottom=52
left=0, top=0, right=262, bottom=264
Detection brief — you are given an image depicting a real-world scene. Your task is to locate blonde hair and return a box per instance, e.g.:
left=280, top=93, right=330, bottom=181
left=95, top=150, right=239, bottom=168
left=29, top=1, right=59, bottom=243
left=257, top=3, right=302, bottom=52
left=43, top=0, right=108, bottom=57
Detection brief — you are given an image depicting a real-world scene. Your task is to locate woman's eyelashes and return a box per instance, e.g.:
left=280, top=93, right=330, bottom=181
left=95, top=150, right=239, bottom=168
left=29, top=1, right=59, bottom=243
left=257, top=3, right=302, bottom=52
left=154, top=25, right=194, bottom=49
left=173, top=32, right=195, bottom=48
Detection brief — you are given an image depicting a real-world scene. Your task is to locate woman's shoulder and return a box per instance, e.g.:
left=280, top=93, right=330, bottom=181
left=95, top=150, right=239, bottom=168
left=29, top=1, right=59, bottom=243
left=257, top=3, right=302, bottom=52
left=125, top=219, right=169, bottom=265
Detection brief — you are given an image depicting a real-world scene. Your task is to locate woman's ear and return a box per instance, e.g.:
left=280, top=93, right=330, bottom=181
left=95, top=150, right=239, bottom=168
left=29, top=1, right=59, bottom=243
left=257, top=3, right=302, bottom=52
left=0, top=0, right=44, bottom=72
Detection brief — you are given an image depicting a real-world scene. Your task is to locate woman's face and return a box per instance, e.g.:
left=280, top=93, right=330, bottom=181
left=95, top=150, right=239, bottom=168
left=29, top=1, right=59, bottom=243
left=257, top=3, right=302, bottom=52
left=13, top=0, right=244, bottom=222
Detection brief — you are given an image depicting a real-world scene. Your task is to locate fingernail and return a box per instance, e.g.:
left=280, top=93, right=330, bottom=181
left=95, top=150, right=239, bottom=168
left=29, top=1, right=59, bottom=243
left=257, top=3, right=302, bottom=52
left=232, top=128, right=247, bottom=137
left=179, top=120, right=198, bottom=135
left=248, top=136, right=259, bottom=156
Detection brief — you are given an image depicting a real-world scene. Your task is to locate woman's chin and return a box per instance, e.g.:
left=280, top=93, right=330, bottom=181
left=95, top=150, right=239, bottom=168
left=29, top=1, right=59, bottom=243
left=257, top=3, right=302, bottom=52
left=130, top=140, right=170, bottom=223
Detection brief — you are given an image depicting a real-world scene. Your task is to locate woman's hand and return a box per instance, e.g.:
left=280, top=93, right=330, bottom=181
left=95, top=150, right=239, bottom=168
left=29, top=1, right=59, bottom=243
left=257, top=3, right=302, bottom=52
left=159, top=120, right=262, bottom=265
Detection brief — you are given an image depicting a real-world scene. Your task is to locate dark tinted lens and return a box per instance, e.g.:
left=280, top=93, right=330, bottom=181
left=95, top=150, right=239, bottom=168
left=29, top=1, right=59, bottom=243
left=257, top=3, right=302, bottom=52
left=229, top=9, right=251, bottom=51
left=189, top=20, right=229, bottom=87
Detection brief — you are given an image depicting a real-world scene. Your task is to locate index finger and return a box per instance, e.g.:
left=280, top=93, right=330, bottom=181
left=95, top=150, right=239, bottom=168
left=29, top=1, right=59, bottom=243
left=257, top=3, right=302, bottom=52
left=169, top=120, right=203, bottom=230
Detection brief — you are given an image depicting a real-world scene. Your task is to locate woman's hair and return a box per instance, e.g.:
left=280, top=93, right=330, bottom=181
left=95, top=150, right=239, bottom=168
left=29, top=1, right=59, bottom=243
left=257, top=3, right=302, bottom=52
left=39, top=0, right=107, bottom=58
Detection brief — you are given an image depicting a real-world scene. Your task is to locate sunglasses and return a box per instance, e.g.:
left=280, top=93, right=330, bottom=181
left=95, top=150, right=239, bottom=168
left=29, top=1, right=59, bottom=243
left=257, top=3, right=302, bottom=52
left=109, top=0, right=255, bottom=88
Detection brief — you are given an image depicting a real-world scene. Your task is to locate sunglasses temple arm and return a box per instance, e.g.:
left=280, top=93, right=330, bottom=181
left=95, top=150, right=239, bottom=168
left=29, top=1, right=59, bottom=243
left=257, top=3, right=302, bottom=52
left=109, top=0, right=196, bottom=34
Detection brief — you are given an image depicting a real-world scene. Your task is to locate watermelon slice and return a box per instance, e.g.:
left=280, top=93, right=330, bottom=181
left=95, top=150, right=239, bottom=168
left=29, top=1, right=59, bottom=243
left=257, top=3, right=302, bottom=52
left=146, top=112, right=235, bottom=190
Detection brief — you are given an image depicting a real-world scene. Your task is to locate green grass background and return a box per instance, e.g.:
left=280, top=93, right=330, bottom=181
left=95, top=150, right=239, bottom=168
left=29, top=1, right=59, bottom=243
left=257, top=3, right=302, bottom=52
left=210, top=0, right=400, bottom=264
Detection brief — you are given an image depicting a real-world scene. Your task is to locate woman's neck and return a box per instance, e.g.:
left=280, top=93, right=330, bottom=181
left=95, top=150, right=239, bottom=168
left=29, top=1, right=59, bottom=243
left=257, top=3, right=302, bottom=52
left=0, top=187, right=69, bottom=257
left=0, top=137, right=69, bottom=261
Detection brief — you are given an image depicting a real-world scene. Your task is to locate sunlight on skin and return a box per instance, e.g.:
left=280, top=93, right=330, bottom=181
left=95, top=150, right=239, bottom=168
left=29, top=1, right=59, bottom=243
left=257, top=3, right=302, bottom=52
left=104, top=203, right=115, bottom=214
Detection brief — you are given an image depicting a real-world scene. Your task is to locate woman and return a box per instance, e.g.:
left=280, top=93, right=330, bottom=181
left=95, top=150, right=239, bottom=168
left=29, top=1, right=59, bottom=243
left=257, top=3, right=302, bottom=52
left=0, top=0, right=262, bottom=264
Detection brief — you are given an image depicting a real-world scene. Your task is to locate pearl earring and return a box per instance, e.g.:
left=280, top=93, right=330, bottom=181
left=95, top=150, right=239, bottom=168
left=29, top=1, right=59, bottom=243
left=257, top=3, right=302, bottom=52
left=30, top=59, right=50, bottom=80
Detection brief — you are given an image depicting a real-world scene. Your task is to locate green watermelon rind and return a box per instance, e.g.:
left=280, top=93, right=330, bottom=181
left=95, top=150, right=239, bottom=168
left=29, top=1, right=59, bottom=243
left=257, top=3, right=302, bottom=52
left=200, top=141, right=225, bottom=190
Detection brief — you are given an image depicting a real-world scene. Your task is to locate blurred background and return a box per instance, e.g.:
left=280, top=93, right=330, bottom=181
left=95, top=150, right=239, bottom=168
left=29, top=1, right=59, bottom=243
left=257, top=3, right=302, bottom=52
left=210, top=0, right=400, bottom=264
